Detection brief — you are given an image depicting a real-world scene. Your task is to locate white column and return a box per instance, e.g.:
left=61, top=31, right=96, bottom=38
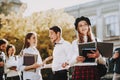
left=96, top=7, right=103, bottom=41
left=118, top=3, right=120, bottom=37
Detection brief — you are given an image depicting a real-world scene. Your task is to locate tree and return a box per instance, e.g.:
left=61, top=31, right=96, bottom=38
left=0, top=9, right=76, bottom=80
left=0, top=9, right=76, bottom=60
left=0, top=0, right=22, bottom=15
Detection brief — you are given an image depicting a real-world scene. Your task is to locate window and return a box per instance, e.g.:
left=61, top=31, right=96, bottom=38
left=89, top=16, right=97, bottom=27
left=89, top=16, right=97, bottom=36
left=105, top=15, right=119, bottom=37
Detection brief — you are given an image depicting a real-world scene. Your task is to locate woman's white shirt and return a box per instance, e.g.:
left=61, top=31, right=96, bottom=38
left=5, top=56, right=21, bottom=77
left=19, top=47, right=43, bottom=80
left=70, top=38, right=106, bottom=66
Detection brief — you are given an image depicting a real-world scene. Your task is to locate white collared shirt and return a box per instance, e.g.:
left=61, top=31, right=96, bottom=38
left=19, top=47, right=43, bottom=80
left=5, top=56, right=21, bottom=77
left=52, top=38, right=72, bottom=71
left=70, top=38, right=106, bottom=66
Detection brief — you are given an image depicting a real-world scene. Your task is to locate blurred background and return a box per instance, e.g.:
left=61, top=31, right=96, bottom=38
left=0, top=0, right=120, bottom=80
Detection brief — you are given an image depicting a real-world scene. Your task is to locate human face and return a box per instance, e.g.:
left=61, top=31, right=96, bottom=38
left=0, top=43, right=7, bottom=52
left=77, top=20, right=89, bottom=36
left=28, top=34, right=37, bottom=47
left=49, top=30, right=59, bottom=43
left=8, top=47, right=15, bottom=56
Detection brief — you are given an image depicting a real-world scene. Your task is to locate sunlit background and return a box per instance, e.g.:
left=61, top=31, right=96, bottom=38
left=0, top=0, right=120, bottom=80
left=20, top=0, right=94, bottom=16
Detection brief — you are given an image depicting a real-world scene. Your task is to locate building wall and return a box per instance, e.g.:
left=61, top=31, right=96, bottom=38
left=65, top=0, right=120, bottom=48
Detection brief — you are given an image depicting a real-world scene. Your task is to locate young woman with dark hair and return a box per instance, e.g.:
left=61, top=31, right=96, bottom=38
left=5, top=44, right=21, bottom=80
left=19, top=32, right=44, bottom=80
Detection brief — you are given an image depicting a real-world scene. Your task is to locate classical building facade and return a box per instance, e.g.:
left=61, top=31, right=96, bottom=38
left=65, top=0, right=120, bottom=48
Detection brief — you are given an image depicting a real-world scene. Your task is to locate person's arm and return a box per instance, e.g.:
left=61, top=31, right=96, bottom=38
left=43, top=56, right=53, bottom=64
left=5, top=61, right=17, bottom=71
left=0, top=52, right=5, bottom=67
left=96, top=55, right=106, bottom=64
left=87, top=49, right=106, bottom=64
left=68, top=40, right=89, bottom=66
left=110, top=51, right=119, bottom=63
left=0, top=61, right=4, bottom=67
left=24, top=63, right=41, bottom=71
left=87, top=49, right=100, bottom=58
left=62, top=42, right=74, bottom=68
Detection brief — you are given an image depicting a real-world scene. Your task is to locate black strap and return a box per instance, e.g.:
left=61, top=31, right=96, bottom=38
left=21, top=71, right=23, bottom=80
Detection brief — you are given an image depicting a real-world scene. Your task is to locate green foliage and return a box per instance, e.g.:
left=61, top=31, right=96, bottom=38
left=0, top=9, right=76, bottom=80
left=0, top=9, right=98, bottom=80
left=0, top=1, right=22, bottom=15
left=0, top=9, right=75, bottom=56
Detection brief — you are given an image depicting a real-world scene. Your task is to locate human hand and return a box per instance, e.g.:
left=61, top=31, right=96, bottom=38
left=31, top=63, right=40, bottom=69
left=113, top=51, right=119, bottom=59
left=62, top=62, right=69, bottom=68
left=9, top=66, right=17, bottom=71
left=0, top=62, right=4, bottom=67
left=76, top=56, right=85, bottom=63
left=87, top=49, right=100, bottom=58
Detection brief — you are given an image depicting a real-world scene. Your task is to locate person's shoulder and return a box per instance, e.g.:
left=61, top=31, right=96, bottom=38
left=22, top=48, right=30, bottom=53
left=63, top=40, right=71, bottom=46
left=72, top=39, right=78, bottom=44
left=23, top=48, right=27, bottom=52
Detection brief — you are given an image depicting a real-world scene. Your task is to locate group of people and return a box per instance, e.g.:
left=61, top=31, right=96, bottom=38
left=0, top=16, right=120, bottom=80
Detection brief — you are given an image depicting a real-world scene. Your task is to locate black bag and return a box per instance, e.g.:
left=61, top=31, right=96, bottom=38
left=97, top=63, right=107, bottom=77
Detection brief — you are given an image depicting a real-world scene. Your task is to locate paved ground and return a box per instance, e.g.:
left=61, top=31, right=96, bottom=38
left=101, top=73, right=113, bottom=80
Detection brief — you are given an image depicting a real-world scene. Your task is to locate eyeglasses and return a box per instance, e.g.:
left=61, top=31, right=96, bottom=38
left=78, top=24, right=88, bottom=27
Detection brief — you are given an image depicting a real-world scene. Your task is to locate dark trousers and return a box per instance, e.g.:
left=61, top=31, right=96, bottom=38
left=6, top=75, right=20, bottom=80
left=53, top=70, right=68, bottom=80
left=0, top=75, right=3, bottom=80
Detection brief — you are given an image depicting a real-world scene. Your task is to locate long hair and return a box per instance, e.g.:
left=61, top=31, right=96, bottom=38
left=6, top=44, right=15, bottom=58
left=23, top=32, right=37, bottom=49
left=74, top=16, right=95, bottom=43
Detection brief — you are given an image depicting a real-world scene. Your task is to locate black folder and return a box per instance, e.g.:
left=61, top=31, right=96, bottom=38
left=23, top=53, right=38, bottom=72
left=78, top=42, right=113, bottom=58
left=82, top=47, right=96, bottom=62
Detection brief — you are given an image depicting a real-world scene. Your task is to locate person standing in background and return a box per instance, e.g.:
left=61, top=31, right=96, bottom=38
left=5, top=44, right=21, bottom=80
left=110, top=48, right=120, bottom=80
left=0, top=39, right=8, bottom=80
left=48, top=26, right=72, bottom=80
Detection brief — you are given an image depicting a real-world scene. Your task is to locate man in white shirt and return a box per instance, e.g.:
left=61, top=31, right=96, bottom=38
left=49, top=26, right=72, bottom=80
left=0, top=39, right=8, bottom=80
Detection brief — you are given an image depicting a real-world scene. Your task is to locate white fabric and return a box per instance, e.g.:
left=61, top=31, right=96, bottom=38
left=19, top=47, right=43, bottom=80
left=52, top=38, right=72, bottom=71
left=73, top=63, right=97, bottom=66
left=70, top=38, right=106, bottom=66
left=0, top=51, right=6, bottom=61
left=5, top=56, right=21, bottom=77
left=83, top=36, right=88, bottom=43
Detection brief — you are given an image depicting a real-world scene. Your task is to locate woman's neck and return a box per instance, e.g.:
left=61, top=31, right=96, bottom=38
left=83, top=36, right=88, bottom=43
